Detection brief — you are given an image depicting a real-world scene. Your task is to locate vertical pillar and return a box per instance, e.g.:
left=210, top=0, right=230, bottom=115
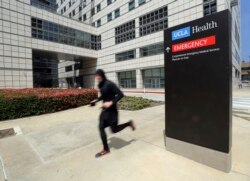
left=136, top=69, right=143, bottom=89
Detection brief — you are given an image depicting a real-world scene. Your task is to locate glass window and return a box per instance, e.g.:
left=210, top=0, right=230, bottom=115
left=204, top=0, right=217, bottom=16
left=115, top=8, right=120, bottom=18
left=115, top=20, right=135, bottom=44
left=128, top=0, right=135, bottom=11
left=83, top=14, right=87, bottom=21
left=107, top=13, right=112, bottom=22
left=139, top=6, right=168, bottom=37
left=140, top=43, right=164, bottom=57
left=65, top=65, right=73, bottom=72
left=31, top=0, right=58, bottom=12
left=116, top=50, right=136, bottom=62
left=31, top=17, right=101, bottom=50
left=91, top=8, right=95, bottom=16
left=138, top=0, right=145, bottom=6
left=97, top=4, right=101, bottom=12
left=118, top=71, right=136, bottom=88
left=107, top=0, right=112, bottom=5
left=97, top=19, right=101, bottom=27
left=143, top=68, right=165, bottom=88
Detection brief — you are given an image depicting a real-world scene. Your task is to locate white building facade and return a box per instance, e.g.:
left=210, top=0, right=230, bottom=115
left=0, top=0, right=241, bottom=89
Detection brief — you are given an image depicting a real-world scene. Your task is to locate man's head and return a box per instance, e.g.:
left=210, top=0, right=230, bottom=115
left=95, top=69, right=107, bottom=84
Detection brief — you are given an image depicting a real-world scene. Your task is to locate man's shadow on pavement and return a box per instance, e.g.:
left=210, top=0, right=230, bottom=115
left=108, top=137, right=136, bottom=150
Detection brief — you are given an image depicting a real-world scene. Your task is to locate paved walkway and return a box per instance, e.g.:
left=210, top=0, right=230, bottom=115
left=0, top=103, right=250, bottom=180
left=125, top=87, right=250, bottom=111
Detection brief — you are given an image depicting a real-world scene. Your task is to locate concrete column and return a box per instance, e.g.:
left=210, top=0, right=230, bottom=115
left=136, top=69, right=143, bottom=89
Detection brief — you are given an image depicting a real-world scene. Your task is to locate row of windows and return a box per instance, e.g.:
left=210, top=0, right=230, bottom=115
left=115, top=20, right=136, bottom=44
left=60, top=0, right=85, bottom=15
left=242, top=75, right=250, bottom=81
left=91, top=8, right=120, bottom=28
left=115, top=42, right=164, bottom=62
left=31, top=0, right=58, bottom=12
left=117, top=68, right=165, bottom=89
left=63, top=0, right=146, bottom=27
left=64, top=62, right=83, bottom=72
left=143, top=68, right=165, bottom=88
left=116, top=50, right=136, bottom=62
left=140, top=43, right=164, bottom=57
left=118, top=71, right=136, bottom=88
left=139, top=6, right=168, bottom=37
left=31, top=17, right=101, bottom=50
left=93, top=0, right=145, bottom=27
left=61, top=0, right=116, bottom=20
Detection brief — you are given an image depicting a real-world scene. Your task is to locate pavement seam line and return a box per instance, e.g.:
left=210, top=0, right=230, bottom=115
left=24, top=137, right=47, bottom=164
left=0, top=156, right=8, bottom=181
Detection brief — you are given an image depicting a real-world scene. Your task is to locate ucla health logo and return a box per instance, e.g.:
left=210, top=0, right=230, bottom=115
left=172, top=26, right=191, bottom=41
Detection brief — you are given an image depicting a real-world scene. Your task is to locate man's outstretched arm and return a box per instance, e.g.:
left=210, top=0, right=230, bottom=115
left=90, top=94, right=103, bottom=106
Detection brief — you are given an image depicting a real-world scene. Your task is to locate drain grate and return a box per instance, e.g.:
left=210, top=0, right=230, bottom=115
left=0, top=128, right=15, bottom=139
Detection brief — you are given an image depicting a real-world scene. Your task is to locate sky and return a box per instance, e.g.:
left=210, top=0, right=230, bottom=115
left=241, top=0, right=250, bottom=62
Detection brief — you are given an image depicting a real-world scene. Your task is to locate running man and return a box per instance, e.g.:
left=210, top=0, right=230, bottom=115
left=90, top=69, right=136, bottom=158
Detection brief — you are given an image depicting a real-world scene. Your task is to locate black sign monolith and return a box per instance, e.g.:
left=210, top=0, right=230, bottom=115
left=164, top=10, right=232, bottom=163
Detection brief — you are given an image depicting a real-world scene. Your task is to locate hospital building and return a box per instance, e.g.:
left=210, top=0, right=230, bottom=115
left=0, top=0, right=241, bottom=89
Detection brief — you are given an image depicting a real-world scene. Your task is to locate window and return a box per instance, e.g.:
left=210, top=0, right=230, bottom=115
left=64, top=6, right=66, bottom=12
left=143, top=68, right=165, bottom=88
left=65, top=65, right=73, bottom=72
left=204, top=0, right=217, bottom=16
left=97, top=4, right=101, bottom=12
left=31, top=17, right=101, bottom=50
left=107, top=0, right=112, bottom=5
left=69, top=12, right=71, bottom=18
left=138, top=0, right=145, bottom=6
left=97, top=19, right=101, bottom=27
left=115, top=8, right=120, bottom=18
left=140, top=43, right=164, bottom=57
left=107, top=13, right=112, bottom=22
left=139, top=6, right=168, bottom=37
left=74, top=62, right=83, bottom=70
left=116, top=50, right=136, bottom=61
left=83, top=14, right=87, bottom=21
left=79, top=6, right=82, bottom=11
left=91, top=8, right=95, bottom=16
left=79, top=16, right=82, bottom=21
left=72, top=9, right=75, bottom=16
left=235, top=22, right=240, bottom=48
left=69, top=1, right=71, bottom=7
left=115, top=20, right=136, bottom=44
left=118, top=71, right=136, bottom=88
left=128, top=0, right=135, bottom=11
left=31, top=0, right=58, bottom=12
left=61, top=9, right=63, bottom=14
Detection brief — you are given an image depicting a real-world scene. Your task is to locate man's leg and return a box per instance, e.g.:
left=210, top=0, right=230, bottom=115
left=99, top=127, right=110, bottom=152
left=96, top=112, right=111, bottom=158
left=110, top=120, right=135, bottom=133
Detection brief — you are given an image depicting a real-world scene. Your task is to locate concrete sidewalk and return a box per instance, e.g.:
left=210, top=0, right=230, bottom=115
left=0, top=104, right=249, bottom=181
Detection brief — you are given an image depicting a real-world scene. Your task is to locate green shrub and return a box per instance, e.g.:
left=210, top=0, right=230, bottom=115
left=0, top=88, right=97, bottom=121
left=118, top=96, right=161, bottom=110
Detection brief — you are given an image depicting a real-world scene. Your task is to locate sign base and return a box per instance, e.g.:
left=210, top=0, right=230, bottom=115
left=164, top=132, right=231, bottom=173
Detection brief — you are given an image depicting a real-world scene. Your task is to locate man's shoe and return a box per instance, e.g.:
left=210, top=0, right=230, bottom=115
left=130, top=120, right=136, bottom=131
left=95, top=150, right=110, bottom=158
